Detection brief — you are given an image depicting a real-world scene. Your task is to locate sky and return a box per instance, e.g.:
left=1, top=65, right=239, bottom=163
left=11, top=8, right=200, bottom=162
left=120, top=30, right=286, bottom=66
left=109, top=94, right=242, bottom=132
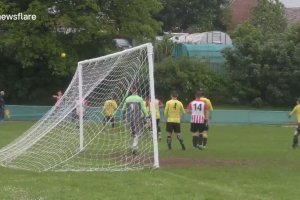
left=280, top=0, right=300, bottom=8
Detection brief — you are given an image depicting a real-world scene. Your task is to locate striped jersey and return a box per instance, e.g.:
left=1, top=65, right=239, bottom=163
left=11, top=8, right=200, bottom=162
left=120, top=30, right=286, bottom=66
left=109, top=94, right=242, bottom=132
left=188, top=100, right=207, bottom=123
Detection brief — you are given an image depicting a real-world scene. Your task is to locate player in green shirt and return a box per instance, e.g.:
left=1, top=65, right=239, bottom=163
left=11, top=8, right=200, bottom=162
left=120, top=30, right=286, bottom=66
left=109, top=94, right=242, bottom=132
left=288, top=98, right=300, bottom=149
left=164, top=91, right=186, bottom=150
left=122, top=87, right=148, bottom=155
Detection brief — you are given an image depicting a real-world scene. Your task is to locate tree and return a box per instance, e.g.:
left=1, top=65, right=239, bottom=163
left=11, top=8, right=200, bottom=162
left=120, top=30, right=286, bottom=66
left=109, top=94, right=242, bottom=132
left=155, top=57, right=229, bottom=105
left=250, top=0, right=287, bottom=34
left=153, top=36, right=174, bottom=63
left=222, top=0, right=299, bottom=106
left=224, top=22, right=300, bottom=106
left=0, top=0, right=162, bottom=104
left=157, top=0, right=231, bottom=32
left=98, top=0, right=162, bottom=41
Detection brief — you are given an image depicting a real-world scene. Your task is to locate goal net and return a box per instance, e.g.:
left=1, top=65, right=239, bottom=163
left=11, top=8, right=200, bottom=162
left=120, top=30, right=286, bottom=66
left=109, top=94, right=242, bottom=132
left=0, top=43, right=159, bottom=172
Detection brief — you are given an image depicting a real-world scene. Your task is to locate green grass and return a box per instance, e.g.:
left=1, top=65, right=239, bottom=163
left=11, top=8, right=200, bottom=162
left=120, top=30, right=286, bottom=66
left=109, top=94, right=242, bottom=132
left=0, top=121, right=299, bottom=200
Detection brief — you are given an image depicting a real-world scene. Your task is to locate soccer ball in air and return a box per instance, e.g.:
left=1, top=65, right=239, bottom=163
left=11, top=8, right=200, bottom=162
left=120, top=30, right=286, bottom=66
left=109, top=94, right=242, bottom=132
left=61, top=52, right=66, bottom=58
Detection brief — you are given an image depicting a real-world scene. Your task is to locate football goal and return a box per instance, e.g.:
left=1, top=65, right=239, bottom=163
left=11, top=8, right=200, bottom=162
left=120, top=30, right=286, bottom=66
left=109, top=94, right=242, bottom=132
left=0, top=43, right=159, bottom=172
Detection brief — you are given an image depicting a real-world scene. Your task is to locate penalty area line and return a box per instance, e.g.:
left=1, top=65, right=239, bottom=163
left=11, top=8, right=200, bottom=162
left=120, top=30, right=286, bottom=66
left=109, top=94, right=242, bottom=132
left=161, top=170, right=261, bottom=199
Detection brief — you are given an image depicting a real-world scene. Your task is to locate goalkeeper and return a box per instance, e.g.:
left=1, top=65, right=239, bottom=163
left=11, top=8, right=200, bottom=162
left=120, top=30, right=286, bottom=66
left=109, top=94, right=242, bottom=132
left=122, top=87, right=148, bottom=155
left=288, top=98, right=300, bottom=149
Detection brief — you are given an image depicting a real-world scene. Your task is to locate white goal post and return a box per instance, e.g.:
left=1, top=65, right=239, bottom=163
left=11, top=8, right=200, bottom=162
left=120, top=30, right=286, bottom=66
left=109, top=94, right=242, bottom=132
left=0, top=43, right=159, bottom=172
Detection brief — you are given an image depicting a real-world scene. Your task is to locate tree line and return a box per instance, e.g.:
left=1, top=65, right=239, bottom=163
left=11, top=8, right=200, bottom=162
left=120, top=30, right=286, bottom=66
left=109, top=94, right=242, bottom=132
left=0, top=0, right=300, bottom=107
left=157, top=0, right=300, bottom=107
left=223, top=0, right=300, bottom=106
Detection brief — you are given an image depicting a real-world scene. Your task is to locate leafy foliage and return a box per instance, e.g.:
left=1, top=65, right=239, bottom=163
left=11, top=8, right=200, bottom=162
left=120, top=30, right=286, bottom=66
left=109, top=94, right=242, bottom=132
left=157, top=0, right=230, bottom=32
left=224, top=21, right=300, bottom=106
left=223, top=0, right=300, bottom=106
left=155, top=57, right=229, bottom=105
left=250, top=0, right=287, bottom=34
left=0, top=0, right=162, bottom=104
left=153, top=36, right=175, bottom=63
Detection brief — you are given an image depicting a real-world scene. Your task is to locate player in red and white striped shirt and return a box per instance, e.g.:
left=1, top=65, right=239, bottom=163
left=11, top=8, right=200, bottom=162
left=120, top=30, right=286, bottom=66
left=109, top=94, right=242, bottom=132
left=188, top=91, right=209, bottom=149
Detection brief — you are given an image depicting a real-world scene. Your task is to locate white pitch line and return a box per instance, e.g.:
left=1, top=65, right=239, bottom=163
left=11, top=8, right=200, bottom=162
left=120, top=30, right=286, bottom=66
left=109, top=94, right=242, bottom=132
left=161, top=170, right=264, bottom=200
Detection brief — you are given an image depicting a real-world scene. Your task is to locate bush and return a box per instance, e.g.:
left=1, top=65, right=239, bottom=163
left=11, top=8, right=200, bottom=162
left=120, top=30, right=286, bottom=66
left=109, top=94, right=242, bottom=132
left=155, top=57, right=230, bottom=105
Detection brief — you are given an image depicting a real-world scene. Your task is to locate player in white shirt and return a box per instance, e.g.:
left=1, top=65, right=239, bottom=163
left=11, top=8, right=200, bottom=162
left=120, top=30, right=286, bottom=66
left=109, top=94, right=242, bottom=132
left=188, top=91, right=209, bottom=149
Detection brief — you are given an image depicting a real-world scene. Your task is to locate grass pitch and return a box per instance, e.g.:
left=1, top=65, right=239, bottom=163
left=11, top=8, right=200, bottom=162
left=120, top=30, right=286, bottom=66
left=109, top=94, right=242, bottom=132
left=0, top=121, right=299, bottom=200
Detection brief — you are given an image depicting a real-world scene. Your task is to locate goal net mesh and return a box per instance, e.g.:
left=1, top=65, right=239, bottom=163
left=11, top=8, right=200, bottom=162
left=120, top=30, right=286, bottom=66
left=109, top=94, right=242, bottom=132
left=0, top=43, right=158, bottom=172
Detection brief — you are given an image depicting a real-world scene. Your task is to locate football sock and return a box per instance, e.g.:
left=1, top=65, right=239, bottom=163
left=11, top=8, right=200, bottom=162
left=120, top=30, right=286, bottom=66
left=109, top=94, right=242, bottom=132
left=192, top=136, right=198, bottom=147
left=198, top=134, right=203, bottom=146
left=176, top=134, right=185, bottom=150
left=203, top=138, right=208, bottom=147
left=293, top=132, right=298, bottom=147
left=176, top=134, right=184, bottom=144
left=167, top=136, right=172, bottom=149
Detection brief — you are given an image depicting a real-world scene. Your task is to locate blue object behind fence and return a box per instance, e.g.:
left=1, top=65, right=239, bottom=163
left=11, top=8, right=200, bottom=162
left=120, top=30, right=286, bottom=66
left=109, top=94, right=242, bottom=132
left=5, top=105, right=295, bottom=125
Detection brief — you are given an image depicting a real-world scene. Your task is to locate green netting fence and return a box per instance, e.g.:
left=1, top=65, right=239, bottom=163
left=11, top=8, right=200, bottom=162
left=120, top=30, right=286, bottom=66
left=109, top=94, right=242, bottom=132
left=3, top=105, right=296, bottom=125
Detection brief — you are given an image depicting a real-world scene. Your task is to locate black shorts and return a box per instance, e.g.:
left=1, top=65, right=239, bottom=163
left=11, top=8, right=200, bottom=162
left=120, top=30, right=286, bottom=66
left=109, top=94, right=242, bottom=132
left=166, top=122, right=181, bottom=133
left=105, top=116, right=114, bottom=123
left=190, top=123, right=206, bottom=133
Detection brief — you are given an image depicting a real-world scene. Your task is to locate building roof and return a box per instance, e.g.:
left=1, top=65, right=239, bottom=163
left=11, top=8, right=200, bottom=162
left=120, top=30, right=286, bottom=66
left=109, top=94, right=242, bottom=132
left=230, top=0, right=258, bottom=25
left=230, top=0, right=300, bottom=25
left=285, top=7, right=300, bottom=23
left=170, top=31, right=232, bottom=45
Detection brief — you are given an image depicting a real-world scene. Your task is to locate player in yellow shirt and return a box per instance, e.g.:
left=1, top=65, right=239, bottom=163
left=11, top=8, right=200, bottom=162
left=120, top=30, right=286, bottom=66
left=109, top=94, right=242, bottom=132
left=288, top=98, right=300, bottom=148
left=146, top=97, right=164, bottom=141
left=199, top=89, right=213, bottom=149
left=103, top=98, right=118, bottom=130
left=164, top=91, right=186, bottom=150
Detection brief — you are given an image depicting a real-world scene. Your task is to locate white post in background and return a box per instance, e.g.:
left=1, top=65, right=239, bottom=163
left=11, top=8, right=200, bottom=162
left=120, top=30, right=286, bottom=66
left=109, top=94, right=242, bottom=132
left=78, top=63, right=84, bottom=151
left=147, top=43, right=159, bottom=168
